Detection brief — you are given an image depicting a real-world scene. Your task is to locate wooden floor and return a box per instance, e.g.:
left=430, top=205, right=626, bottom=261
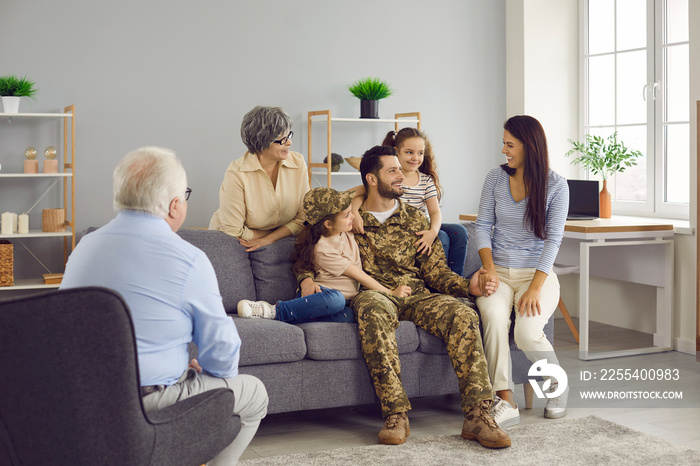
left=241, top=318, right=700, bottom=460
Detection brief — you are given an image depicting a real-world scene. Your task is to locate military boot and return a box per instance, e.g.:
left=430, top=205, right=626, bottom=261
left=378, top=412, right=410, bottom=445
left=461, top=400, right=511, bottom=448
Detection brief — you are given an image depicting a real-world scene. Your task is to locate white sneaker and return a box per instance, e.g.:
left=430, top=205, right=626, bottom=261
left=237, top=300, right=276, bottom=319
left=544, top=382, right=568, bottom=419
left=490, top=396, right=520, bottom=428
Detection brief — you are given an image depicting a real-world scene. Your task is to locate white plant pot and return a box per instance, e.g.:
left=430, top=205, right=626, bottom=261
left=1, top=96, right=21, bottom=114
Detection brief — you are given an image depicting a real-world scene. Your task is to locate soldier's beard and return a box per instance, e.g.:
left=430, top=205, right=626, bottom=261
left=377, top=178, right=403, bottom=200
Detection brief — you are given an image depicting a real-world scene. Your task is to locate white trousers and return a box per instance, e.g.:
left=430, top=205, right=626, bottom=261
left=142, top=369, right=268, bottom=465
left=476, top=266, right=560, bottom=392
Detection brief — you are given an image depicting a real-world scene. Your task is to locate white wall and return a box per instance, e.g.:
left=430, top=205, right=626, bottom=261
left=0, top=0, right=506, bottom=278
left=687, top=0, right=699, bottom=354
left=505, top=0, right=579, bottom=179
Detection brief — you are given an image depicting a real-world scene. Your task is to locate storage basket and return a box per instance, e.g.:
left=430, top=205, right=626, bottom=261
left=42, top=208, right=66, bottom=232
left=0, top=240, right=13, bottom=287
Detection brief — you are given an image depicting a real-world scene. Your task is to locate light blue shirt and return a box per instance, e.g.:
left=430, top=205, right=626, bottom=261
left=475, top=167, right=569, bottom=274
left=60, top=210, right=241, bottom=386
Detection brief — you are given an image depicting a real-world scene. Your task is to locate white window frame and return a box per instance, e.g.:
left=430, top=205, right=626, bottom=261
left=579, top=0, right=689, bottom=219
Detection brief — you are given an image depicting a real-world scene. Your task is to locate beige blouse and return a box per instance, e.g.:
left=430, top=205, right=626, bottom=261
left=313, top=232, right=362, bottom=300
left=209, top=151, right=310, bottom=240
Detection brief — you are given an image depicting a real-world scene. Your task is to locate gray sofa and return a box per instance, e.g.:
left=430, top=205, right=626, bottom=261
left=178, top=221, right=551, bottom=415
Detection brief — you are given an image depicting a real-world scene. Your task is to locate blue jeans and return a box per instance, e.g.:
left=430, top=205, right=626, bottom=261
left=275, top=286, right=355, bottom=324
left=438, top=223, right=469, bottom=276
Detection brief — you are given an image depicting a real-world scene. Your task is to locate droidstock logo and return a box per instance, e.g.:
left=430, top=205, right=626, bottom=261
left=528, top=359, right=568, bottom=399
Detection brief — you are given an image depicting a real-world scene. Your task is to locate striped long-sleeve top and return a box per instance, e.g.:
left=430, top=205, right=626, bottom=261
left=475, top=166, right=569, bottom=274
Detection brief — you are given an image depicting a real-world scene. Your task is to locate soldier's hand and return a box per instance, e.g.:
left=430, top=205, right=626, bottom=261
left=390, top=285, right=412, bottom=297
left=470, top=268, right=498, bottom=297
left=300, top=277, right=322, bottom=297
left=352, top=214, right=365, bottom=234
left=476, top=267, right=499, bottom=296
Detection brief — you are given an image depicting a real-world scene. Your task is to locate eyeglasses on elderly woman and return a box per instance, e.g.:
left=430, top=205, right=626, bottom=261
left=273, top=131, right=293, bottom=145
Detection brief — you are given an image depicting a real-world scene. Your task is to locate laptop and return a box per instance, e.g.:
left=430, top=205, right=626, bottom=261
left=566, top=179, right=599, bottom=220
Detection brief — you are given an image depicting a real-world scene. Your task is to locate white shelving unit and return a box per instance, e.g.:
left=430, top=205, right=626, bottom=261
left=307, top=110, right=421, bottom=187
left=0, top=173, right=73, bottom=178
left=0, top=105, right=76, bottom=291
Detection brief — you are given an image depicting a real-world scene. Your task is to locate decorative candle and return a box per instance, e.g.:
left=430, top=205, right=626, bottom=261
left=18, top=214, right=29, bottom=234
left=11, top=213, right=17, bottom=233
left=1, top=212, right=12, bottom=235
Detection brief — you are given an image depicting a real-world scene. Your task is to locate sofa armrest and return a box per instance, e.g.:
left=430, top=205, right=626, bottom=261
left=146, top=388, right=240, bottom=465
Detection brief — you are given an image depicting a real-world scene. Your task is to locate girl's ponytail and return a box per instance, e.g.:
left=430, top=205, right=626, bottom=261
left=381, top=130, right=397, bottom=146
left=291, top=215, right=333, bottom=276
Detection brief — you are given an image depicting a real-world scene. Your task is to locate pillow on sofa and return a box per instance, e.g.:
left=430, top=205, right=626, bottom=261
left=248, top=236, right=298, bottom=304
left=178, top=229, right=256, bottom=314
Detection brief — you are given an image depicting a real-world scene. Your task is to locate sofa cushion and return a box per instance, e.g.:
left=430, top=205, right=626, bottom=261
left=461, top=221, right=482, bottom=279
left=299, top=320, right=420, bottom=361
left=233, top=317, right=307, bottom=366
left=416, top=328, right=448, bottom=354
left=178, top=229, right=255, bottom=314
left=248, top=237, right=298, bottom=303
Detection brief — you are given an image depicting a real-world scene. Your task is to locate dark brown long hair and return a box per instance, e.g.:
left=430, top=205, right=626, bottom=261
left=382, top=127, right=443, bottom=201
left=291, top=214, right=335, bottom=275
left=501, top=115, right=549, bottom=240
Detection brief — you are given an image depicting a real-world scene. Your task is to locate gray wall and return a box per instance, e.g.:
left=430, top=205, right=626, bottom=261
left=1, top=1, right=505, bottom=260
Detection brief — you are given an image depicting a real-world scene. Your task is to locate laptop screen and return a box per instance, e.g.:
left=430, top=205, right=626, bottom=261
left=567, top=180, right=599, bottom=219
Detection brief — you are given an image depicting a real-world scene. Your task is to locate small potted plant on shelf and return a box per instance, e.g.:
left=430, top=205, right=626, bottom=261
left=0, top=74, right=38, bottom=114
left=323, top=153, right=345, bottom=172
left=565, top=132, right=643, bottom=218
left=348, top=77, right=392, bottom=119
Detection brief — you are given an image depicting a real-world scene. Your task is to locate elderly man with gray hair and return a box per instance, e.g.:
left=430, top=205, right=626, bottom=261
left=61, top=147, right=268, bottom=465
left=209, top=105, right=310, bottom=251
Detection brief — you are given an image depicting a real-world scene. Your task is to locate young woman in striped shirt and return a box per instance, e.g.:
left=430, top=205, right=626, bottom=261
left=475, top=115, right=569, bottom=428
left=351, top=128, right=469, bottom=275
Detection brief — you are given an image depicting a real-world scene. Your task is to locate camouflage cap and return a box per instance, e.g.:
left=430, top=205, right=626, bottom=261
left=303, top=187, right=356, bottom=226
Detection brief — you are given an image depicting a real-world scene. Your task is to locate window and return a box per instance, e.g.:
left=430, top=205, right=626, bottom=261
left=583, top=0, right=689, bottom=217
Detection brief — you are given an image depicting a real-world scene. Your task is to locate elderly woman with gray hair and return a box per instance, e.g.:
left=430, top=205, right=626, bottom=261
left=209, top=105, right=310, bottom=251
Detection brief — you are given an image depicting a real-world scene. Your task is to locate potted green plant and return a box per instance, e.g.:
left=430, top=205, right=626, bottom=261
left=565, top=132, right=643, bottom=218
left=323, top=153, right=345, bottom=172
left=0, top=75, right=38, bottom=114
left=348, top=77, right=392, bottom=119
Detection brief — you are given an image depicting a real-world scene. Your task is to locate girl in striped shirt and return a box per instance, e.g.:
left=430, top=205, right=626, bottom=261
left=475, top=115, right=569, bottom=428
left=351, top=128, right=469, bottom=276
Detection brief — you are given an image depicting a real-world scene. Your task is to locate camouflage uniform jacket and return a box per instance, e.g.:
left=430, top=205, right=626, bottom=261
left=354, top=200, right=473, bottom=297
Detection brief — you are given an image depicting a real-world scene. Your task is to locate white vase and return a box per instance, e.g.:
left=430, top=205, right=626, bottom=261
left=1, top=96, right=21, bottom=114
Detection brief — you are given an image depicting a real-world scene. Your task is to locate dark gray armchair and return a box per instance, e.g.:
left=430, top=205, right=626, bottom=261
left=0, top=287, right=240, bottom=466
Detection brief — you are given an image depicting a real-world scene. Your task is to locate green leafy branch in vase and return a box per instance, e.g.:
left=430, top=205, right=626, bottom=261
left=565, top=132, right=643, bottom=180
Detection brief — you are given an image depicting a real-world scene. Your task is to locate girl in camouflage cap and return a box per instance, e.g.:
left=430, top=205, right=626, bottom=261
left=238, top=187, right=411, bottom=322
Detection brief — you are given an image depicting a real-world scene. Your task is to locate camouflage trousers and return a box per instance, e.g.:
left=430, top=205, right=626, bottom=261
left=351, top=290, right=492, bottom=418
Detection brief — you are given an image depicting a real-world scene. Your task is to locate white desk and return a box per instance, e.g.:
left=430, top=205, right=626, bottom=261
left=459, top=215, right=675, bottom=360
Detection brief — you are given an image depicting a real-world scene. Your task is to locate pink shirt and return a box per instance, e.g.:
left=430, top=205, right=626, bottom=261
left=313, top=231, right=361, bottom=299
